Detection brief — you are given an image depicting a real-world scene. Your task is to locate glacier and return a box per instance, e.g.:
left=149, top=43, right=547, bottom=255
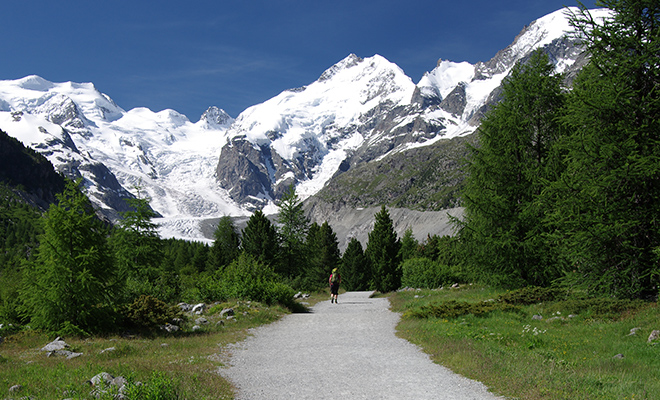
left=0, top=7, right=612, bottom=242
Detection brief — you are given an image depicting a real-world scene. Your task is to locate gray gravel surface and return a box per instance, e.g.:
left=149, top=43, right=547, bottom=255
left=220, top=291, right=504, bottom=399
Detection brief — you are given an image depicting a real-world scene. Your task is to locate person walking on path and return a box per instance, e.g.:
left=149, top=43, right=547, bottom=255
left=329, top=268, right=341, bottom=303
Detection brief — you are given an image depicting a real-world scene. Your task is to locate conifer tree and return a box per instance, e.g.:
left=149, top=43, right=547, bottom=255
left=306, top=221, right=341, bottom=288
left=341, top=237, right=369, bottom=290
left=241, top=210, right=280, bottom=267
left=208, top=216, right=240, bottom=271
left=366, top=206, right=401, bottom=292
left=111, top=187, right=162, bottom=282
left=398, top=228, right=419, bottom=262
left=459, top=50, right=565, bottom=287
left=277, top=185, right=309, bottom=278
left=21, top=179, right=118, bottom=334
left=552, top=1, right=660, bottom=297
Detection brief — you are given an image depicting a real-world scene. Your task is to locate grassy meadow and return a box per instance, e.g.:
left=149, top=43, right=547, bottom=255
left=390, top=285, right=659, bottom=400
left=0, top=293, right=327, bottom=400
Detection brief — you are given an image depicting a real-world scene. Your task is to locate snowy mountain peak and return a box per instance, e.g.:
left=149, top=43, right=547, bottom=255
left=16, top=75, right=55, bottom=91
left=199, top=106, right=233, bottom=128
left=318, top=53, right=363, bottom=81
left=215, top=53, right=417, bottom=209
left=0, top=7, right=612, bottom=243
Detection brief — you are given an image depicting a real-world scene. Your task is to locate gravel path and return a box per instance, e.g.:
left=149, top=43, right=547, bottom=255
left=220, top=291, right=504, bottom=399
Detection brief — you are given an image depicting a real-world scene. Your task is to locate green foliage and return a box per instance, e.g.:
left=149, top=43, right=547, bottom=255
left=20, top=179, right=119, bottom=334
left=111, top=189, right=162, bottom=278
left=548, top=1, right=660, bottom=298
left=544, top=297, right=648, bottom=321
left=0, top=185, right=43, bottom=323
left=303, top=221, right=341, bottom=290
left=365, top=205, right=402, bottom=292
left=458, top=50, right=566, bottom=288
left=401, top=257, right=462, bottom=289
left=408, top=299, right=520, bottom=319
left=220, top=253, right=295, bottom=307
left=208, top=216, right=240, bottom=271
left=398, top=228, right=418, bottom=262
left=277, top=185, right=310, bottom=278
left=124, top=295, right=183, bottom=329
left=497, top=286, right=566, bottom=305
left=241, top=210, right=279, bottom=267
left=341, top=237, right=370, bottom=291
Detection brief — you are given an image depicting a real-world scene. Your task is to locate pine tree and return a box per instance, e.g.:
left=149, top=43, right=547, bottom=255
left=306, top=221, right=341, bottom=288
left=458, top=49, right=566, bottom=287
left=241, top=210, right=280, bottom=267
left=208, top=216, right=240, bottom=271
left=341, top=237, right=369, bottom=291
left=365, top=206, right=401, bottom=292
left=21, top=179, right=118, bottom=334
left=552, top=1, right=660, bottom=297
left=276, top=185, right=309, bottom=278
left=111, top=187, right=162, bottom=282
left=398, top=228, right=419, bottom=262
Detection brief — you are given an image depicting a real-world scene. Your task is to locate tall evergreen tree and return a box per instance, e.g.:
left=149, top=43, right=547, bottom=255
left=306, top=221, right=341, bottom=288
left=21, top=179, right=118, bottom=334
left=458, top=50, right=566, bottom=287
left=208, top=216, right=240, bottom=271
left=111, top=187, right=162, bottom=282
left=365, top=205, right=401, bottom=292
left=341, top=237, right=369, bottom=291
left=551, top=1, right=660, bottom=297
left=277, top=185, right=309, bottom=278
left=398, top=228, right=419, bottom=262
left=241, top=210, right=280, bottom=267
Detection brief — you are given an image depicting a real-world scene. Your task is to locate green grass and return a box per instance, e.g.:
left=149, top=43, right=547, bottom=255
left=0, top=296, right=323, bottom=400
left=390, top=285, right=659, bottom=400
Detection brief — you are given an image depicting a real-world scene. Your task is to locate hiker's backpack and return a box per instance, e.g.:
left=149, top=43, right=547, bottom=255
left=331, top=273, right=339, bottom=283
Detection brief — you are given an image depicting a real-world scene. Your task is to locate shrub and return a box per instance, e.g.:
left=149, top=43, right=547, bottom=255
left=497, top=286, right=565, bottom=305
left=408, top=300, right=520, bottom=319
left=220, top=253, right=295, bottom=307
left=544, top=297, right=648, bottom=321
left=124, top=295, right=183, bottom=329
left=401, top=257, right=462, bottom=289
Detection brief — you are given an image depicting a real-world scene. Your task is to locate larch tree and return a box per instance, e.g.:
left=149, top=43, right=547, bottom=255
left=458, top=49, right=566, bottom=287
left=551, top=1, right=660, bottom=298
left=21, top=179, right=119, bottom=334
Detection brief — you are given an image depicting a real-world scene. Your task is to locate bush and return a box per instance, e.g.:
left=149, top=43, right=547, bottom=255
left=220, top=253, right=295, bottom=307
left=408, top=300, right=520, bottom=319
left=124, top=295, right=183, bottom=329
left=544, top=297, right=648, bottom=321
left=401, top=257, right=462, bottom=289
left=497, top=286, right=565, bottom=305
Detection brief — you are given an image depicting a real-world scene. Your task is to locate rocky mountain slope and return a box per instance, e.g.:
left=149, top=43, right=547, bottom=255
left=217, top=7, right=610, bottom=216
left=0, top=7, right=611, bottom=243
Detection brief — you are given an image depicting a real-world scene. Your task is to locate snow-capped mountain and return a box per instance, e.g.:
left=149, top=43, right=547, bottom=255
left=216, top=7, right=612, bottom=211
left=0, top=7, right=611, bottom=242
left=0, top=76, right=247, bottom=240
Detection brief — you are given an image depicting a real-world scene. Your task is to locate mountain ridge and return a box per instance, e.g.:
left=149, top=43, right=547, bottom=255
left=0, top=7, right=611, bottom=243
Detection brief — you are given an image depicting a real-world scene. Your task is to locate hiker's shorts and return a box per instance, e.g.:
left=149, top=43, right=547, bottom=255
left=330, top=282, right=340, bottom=295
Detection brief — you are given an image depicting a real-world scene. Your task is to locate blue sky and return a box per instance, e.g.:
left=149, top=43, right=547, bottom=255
left=1, top=0, right=598, bottom=120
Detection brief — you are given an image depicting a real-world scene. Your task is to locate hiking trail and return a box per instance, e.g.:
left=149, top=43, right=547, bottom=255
left=220, top=291, right=503, bottom=399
